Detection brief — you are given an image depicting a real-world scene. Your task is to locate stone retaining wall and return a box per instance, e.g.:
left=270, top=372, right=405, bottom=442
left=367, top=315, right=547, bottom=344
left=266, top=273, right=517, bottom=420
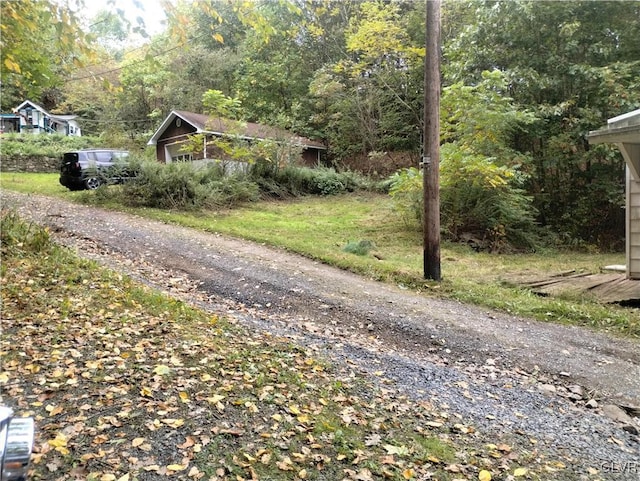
left=0, top=155, right=60, bottom=173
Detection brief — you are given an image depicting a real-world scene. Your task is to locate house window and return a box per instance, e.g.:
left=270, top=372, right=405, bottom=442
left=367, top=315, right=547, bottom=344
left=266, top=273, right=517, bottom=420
left=173, top=154, right=192, bottom=162
left=176, top=118, right=182, bottom=127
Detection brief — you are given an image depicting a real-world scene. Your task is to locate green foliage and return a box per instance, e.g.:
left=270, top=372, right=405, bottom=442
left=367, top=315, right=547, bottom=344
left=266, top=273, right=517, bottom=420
left=388, top=167, right=423, bottom=227
left=444, top=0, right=639, bottom=248
left=439, top=145, right=540, bottom=251
left=0, top=0, right=94, bottom=108
left=0, top=210, right=51, bottom=256
left=154, top=45, right=242, bottom=117
left=107, top=161, right=260, bottom=210
left=0, top=133, right=103, bottom=158
left=312, top=168, right=357, bottom=195
left=343, top=239, right=375, bottom=256
left=309, top=0, right=425, bottom=160
left=251, top=162, right=370, bottom=198
left=345, top=1, right=424, bottom=73
left=389, top=156, right=540, bottom=251
left=441, top=71, right=536, bottom=160
left=115, top=49, right=168, bottom=134
left=202, top=89, right=243, bottom=119
left=231, top=1, right=321, bottom=133
left=388, top=68, right=541, bottom=250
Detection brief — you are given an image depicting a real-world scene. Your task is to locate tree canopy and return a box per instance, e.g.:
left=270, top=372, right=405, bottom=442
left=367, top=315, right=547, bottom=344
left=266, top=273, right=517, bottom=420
left=0, top=0, right=93, bottom=109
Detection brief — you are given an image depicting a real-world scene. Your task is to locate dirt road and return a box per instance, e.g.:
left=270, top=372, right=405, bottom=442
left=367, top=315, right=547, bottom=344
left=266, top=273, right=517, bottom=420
left=3, top=190, right=639, bottom=478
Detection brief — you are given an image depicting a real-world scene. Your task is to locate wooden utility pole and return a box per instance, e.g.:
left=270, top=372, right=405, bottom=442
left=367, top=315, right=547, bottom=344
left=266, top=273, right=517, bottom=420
left=423, top=0, right=441, bottom=281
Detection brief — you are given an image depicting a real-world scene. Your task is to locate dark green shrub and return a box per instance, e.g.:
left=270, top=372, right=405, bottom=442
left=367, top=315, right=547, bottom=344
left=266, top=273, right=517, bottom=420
left=250, top=162, right=371, bottom=197
left=0, top=133, right=101, bottom=157
left=388, top=167, right=423, bottom=227
left=310, top=168, right=346, bottom=195
left=440, top=145, right=540, bottom=251
left=100, top=161, right=259, bottom=210
left=343, top=240, right=375, bottom=256
left=389, top=147, right=541, bottom=251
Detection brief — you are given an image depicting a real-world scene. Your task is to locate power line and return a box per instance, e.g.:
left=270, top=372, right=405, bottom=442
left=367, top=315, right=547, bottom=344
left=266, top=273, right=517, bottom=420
left=77, top=118, right=156, bottom=124
left=64, top=32, right=209, bottom=83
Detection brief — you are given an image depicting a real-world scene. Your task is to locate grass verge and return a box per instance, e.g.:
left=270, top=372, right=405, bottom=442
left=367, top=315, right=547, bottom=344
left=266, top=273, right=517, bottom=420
left=0, top=211, right=574, bottom=481
left=1, top=172, right=637, bottom=338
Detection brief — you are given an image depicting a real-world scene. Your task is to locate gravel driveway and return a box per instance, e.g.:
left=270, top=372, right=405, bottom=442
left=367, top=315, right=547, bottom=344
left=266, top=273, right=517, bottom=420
left=3, top=190, right=639, bottom=479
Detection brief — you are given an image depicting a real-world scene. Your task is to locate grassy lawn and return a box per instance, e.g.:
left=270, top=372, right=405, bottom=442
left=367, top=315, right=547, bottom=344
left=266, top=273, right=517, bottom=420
left=1, top=211, right=569, bottom=481
left=1, top=172, right=637, bottom=337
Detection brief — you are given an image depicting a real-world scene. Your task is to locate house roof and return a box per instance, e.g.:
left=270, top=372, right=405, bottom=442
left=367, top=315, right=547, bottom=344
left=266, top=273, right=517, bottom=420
left=588, top=109, right=640, bottom=145
left=14, top=100, right=48, bottom=114
left=147, top=110, right=326, bottom=150
left=588, top=108, right=640, bottom=179
left=13, top=100, right=77, bottom=121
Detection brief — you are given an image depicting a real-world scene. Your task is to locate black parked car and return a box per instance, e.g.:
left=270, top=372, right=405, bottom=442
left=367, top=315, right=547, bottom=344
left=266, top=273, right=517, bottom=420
left=59, top=149, right=131, bottom=190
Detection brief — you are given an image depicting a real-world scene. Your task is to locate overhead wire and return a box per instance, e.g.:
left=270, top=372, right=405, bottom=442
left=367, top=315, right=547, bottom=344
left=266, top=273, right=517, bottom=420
left=64, top=31, right=210, bottom=83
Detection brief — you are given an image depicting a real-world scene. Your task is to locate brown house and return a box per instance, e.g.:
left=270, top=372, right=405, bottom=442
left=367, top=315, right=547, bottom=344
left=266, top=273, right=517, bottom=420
left=147, top=110, right=326, bottom=166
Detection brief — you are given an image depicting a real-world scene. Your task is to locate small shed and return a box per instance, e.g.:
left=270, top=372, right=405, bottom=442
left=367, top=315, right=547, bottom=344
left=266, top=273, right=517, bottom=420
left=588, top=109, right=640, bottom=280
left=147, top=110, right=326, bottom=166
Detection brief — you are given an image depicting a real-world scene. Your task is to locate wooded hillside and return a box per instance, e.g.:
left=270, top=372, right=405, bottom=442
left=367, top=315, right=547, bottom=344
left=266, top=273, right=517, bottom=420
left=2, top=0, right=638, bottom=248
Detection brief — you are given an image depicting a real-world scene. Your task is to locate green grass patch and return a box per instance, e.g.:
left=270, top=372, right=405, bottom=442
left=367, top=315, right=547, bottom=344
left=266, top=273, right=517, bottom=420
left=0, top=171, right=71, bottom=195
left=2, top=172, right=637, bottom=337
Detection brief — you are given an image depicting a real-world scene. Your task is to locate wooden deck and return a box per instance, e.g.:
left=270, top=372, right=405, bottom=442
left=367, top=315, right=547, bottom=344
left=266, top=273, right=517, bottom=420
left=520, top=271, right=640, bottom=305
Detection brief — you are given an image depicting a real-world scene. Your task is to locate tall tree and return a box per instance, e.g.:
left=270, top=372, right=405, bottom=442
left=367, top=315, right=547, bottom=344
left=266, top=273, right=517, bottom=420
left=0, top=0, right=93, bottom=109
left=444, top=0, right=640, bottom=247
left=310, top=0, right=425, bottom=160
left=231, top=0, right=319, bottom=130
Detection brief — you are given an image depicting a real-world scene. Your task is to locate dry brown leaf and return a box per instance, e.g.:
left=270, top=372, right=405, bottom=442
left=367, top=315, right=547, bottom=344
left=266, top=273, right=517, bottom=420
left=178, top=436, right=196, bottom=449
left=276, top=456, right=294, bottom=471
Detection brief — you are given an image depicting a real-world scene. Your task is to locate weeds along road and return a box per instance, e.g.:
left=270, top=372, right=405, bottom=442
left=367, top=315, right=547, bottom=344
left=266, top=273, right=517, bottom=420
left=3, top=190, right=639, bottom=476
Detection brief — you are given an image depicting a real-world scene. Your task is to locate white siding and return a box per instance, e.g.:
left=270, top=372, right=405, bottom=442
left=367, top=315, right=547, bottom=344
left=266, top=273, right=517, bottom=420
left=628, top=168, right=640, bottom=279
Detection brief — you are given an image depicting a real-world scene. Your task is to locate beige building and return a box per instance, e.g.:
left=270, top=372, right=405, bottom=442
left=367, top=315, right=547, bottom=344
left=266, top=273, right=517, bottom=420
left=588, top=109, right=640, bottom=280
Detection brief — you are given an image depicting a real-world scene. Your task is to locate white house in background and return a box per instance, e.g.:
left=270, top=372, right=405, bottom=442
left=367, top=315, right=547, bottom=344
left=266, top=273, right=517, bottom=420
left=588, top=109, right=640, bottom=280
left=0, top=100, right=81, bottom=136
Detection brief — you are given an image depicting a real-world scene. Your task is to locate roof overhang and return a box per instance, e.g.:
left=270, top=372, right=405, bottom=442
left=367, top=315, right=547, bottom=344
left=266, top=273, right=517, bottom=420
left=14, top=100, right=48, bottom=114
left=147, top=111, right=204, bottom=146
left=588, top=109, right=640, bottom=180
left=50, top=114, right=77, bottom=122
left=148, top=111, right=327, bottom=150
